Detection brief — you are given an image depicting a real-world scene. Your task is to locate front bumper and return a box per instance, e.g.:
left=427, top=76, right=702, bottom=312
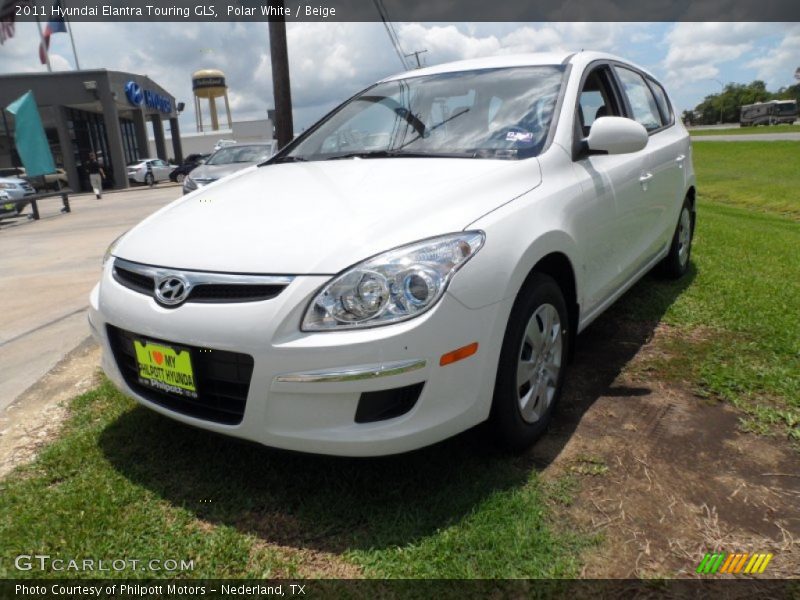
left=89, top=260, right=510, bottom=456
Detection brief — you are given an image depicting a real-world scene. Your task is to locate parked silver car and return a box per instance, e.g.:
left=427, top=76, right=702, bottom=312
left=183, top=143, right=275, bottom=194
left=0, top=176, right=36, bottom=200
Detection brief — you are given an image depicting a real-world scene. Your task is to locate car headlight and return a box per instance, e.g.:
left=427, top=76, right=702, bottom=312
left=302, top=231, right=485, bottom=331
left=102, top=232, right=127, bottom=267
left=0, top=182, right=14, bottom=189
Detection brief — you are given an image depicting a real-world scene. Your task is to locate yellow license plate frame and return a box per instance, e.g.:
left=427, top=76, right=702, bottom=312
left=133, top=339, right=197, bottom=398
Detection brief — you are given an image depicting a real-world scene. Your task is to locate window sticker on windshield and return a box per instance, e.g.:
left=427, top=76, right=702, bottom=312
left=506, top=130, right=534, bottom=143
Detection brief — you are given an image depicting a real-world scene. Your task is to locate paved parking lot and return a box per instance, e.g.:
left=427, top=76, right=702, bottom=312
left=0, top=184, right=182, bottom=411
left=692, top=132, right=800, bottom=141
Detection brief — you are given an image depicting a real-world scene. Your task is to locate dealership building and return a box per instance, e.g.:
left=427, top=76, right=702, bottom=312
left=0, top=70, right=183, bottom=192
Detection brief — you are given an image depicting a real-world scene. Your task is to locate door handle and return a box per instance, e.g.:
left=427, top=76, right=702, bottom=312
left=638, top=172, right=653, bottom=191
left=675, top=154, right=686, bottom=168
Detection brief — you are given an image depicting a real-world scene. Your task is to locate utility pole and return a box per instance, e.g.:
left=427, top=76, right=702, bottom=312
left=404, top=49, right=427, bottom=69
left=268, top=0, right=293, bottom=149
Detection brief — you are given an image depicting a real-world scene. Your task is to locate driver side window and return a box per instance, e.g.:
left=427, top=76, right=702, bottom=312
left=577, top=67, right=622, bottom=138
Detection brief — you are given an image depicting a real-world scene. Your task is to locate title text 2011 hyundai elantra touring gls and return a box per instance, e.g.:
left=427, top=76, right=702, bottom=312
left=89, top=52, right=695, bottom=456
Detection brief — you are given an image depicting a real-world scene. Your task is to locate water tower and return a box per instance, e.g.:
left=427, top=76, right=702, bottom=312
left=192, top=69, right=232, bottom=132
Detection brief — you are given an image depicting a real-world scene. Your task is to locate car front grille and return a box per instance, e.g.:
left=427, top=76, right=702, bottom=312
left=107, top=325, right=254, bottom=425
left=112, top=259, right=292, bottom=304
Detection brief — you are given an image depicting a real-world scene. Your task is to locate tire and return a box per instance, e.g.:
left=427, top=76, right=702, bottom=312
left=659, top=197, right=694, bottom=279
left=176, top=173, right=186, bottom=183
left=144, top=173, right=154, bottom=186
left=490, top=273, right=570, bottom=452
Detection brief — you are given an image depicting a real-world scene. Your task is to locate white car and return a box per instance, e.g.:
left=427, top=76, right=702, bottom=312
left=127, top=158, right=174, bottom=185
left=90, top=52, right=695, bottom=456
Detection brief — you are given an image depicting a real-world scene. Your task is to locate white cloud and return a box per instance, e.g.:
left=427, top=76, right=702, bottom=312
left=745, top=25, right=800, bottom=88
left=662, top=22, right=778, bottom=85
left=396, top=22, right=630, bottom=66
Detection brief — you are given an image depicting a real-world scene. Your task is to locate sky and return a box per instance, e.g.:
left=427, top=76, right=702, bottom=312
left=1, top=21, right=799, bottom=132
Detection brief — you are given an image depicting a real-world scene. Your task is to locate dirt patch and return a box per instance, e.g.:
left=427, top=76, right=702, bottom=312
left=534, top=320, right=800, bottom=578
left=249, top=540, right=363, bottom=579
left=0, top=338, right=101, bottom=478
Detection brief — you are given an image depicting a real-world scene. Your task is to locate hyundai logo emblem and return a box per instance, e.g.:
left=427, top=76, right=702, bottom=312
left=125, top=81, right=144, bottom=107
left=155, top=275, right=190, bottom=306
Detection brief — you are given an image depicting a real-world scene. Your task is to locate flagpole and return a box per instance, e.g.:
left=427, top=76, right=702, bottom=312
left=65, top=16, right=80, bottom=69
left=34, top=15, right=52, bottom=72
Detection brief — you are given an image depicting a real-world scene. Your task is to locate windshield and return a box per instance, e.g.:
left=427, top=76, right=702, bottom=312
left=775, top=102, right=797, bottom=114
left=207, top=145, right=273, bottom=165
left=280, top=66, right=565, bottom=162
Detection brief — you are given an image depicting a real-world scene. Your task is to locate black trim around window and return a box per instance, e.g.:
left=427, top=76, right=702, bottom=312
left=645, top=77, right=675, bottom=129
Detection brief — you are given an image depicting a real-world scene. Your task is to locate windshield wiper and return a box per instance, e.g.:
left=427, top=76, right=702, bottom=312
left=269, top=155, right=308, bottom=164
left=326, top=150, right=476, bottom=160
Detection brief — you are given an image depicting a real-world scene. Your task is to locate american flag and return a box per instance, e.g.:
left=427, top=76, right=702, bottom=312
left=0, top=0, right=30, bottom=45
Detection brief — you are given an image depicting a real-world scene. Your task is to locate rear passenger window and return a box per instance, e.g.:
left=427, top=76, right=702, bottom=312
left=648, top=79, right=673, bottom=127
left=614, top=67, right=663, bottom=132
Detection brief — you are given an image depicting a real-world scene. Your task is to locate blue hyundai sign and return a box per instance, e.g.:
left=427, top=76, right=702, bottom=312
left=125, top=80, right=171, bottom=114
left=124, top=81, right=143, bottom=107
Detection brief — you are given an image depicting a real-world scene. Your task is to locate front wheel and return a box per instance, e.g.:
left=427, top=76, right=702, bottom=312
left=659, top=197, right=694, bottom=279
left=490, top=273, right=570, bottom=451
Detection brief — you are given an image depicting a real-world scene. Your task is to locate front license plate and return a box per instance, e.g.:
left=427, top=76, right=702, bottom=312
left=3, top=203, right=14, bottom=211
left=133, top=339, right=198, bottom=398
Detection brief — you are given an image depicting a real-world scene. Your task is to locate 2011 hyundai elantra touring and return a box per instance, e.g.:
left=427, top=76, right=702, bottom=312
left=89, top=52, right=695, bottom=456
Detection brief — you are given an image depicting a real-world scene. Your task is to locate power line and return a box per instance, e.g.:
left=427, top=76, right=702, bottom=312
left=373, top=0, right=408, bottom=70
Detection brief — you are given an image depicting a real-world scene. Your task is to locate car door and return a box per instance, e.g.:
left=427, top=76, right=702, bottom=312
left=612, top=66, right=678, bottom=279
left=643, top=77, right=690, bottom=249
left=153, top=160, right=170, bottom=181
left=570, top=64, right=649, bottom=312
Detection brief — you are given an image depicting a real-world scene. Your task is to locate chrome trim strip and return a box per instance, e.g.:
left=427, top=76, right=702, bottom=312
left=275, top=359, right=426, bottom=383
left=113, top=257, right=295, bottom=287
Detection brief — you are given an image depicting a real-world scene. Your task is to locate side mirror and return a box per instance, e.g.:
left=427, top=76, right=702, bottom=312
left=585, top=116, right=648, bottom=155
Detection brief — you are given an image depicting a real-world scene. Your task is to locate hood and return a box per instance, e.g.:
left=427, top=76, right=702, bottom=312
left=188, top=162, right=256, bottom=182
left=115, top=157, right=542, bottom=274
left=0, top=177, right=29, bottom=186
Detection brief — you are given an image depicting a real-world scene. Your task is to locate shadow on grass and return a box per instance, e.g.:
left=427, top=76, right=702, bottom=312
left=98, top=264, right=696, bottom=554
left=531, top=264, right=697, bottom=469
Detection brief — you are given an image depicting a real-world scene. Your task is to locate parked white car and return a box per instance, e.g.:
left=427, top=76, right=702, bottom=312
left=127, top=158, right=174, bottom=185
left=90, top=52, right=695, bottom=456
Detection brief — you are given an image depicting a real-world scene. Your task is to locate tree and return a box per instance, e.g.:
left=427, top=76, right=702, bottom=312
left=689, top=80, right=793, bottom=125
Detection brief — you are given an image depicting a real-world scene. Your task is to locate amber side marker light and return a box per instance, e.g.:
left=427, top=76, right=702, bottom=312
left=440, top=342, right=479, bottom=366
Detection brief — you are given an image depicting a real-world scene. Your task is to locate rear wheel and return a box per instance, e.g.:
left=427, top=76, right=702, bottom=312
left=490, top=273, right=569, bottom=451
left=659, top=197, right=694, bottom=279
left=176, top=173, right=186, bottom=183
left=144, top=173, right=155, bottom=186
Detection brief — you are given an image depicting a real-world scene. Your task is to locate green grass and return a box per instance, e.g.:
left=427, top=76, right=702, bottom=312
left=0, top=381, right=587, bottom=579
left=692, top=142, right=800, bottom=220
left=611, top=143, right=800, bottom=442
left=690, top=124, right=800, bottom=136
